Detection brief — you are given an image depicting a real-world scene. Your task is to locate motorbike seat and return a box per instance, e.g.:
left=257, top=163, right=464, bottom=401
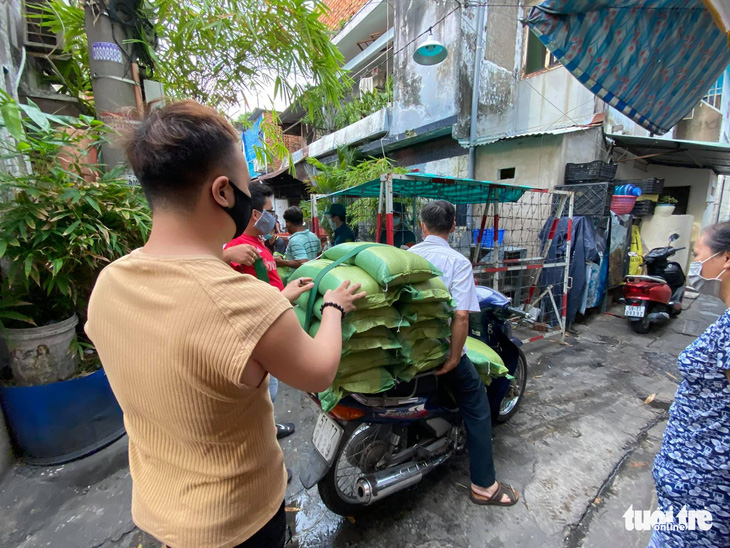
left=624, top=274, right=667, bottom=284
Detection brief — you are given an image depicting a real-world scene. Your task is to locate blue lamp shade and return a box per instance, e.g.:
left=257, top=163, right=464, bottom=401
left=413, top=34, right=448, bottom=66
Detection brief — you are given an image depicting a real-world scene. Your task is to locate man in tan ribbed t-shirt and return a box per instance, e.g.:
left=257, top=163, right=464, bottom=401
left=86, top=101, right=364, bottom=548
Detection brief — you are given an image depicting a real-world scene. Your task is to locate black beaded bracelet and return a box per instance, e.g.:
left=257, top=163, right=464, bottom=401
left=320, top=301, right=346, bottom=319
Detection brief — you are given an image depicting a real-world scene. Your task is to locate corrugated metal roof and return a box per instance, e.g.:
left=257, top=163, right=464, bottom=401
left=607, top=133, right=730, bottom=176
left=458, top=125, right=595, bottom=148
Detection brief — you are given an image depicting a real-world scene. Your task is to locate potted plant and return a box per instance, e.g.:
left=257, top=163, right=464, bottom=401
left=656, top=195, right=678, bottom=216
left=0, top=92, right=151, bottom=464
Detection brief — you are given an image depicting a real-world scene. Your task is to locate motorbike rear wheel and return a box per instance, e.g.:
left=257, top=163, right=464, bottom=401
left=318, top=423, right=385, bottom=517
left=497, top=350, right=527, bottom=423
left=629, top=306, right=652, bottom=334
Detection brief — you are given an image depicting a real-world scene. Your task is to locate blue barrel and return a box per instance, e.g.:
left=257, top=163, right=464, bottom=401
left=0, top=369, right=125, bottom=465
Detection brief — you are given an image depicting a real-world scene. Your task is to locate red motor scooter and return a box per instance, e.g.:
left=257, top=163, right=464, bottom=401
left=622, top=233, right=686, bottom=334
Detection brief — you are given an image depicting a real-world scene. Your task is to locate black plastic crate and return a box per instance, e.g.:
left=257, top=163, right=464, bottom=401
left=615, top=177, right=664, bottom=194
left=631, top=200, right=656, bottom=217
left=565, top=161, right=618, bottom=183
left=553, top=182, right=615, bottom=217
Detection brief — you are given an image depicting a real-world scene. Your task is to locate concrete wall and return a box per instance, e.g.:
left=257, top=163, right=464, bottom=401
left=474, top=127, right=603, bottom=189
left=615, top=161, right=717, bottom=240
left=674, top=102, right=722, bottom=143
left=390, top=0, right=461, bottom=136
left=0, top=0, right=24, bottom=477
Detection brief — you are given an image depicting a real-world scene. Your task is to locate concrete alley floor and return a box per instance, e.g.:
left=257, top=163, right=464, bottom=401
left=0, top=295, right=724, bottom=548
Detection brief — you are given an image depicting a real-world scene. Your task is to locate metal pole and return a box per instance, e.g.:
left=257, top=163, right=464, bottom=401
left=84, top=1, right=139, bottom=169
left=560, top=193, right=575, bottom=340
left=467, top=3, right=487, bottom=180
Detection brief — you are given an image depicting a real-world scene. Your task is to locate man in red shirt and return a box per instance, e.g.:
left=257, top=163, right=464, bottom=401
left=224, top=183, right=283, bottom=290
left=223, top=183, right=299, bottom=445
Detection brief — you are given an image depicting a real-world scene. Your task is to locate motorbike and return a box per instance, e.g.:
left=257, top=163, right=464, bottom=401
left=622, top=233, right=686, bottom=334
left=300, top=285, right=528, bottom=516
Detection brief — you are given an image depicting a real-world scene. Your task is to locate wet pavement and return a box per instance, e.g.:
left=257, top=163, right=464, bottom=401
left=0, top=295, right=724, bottom=548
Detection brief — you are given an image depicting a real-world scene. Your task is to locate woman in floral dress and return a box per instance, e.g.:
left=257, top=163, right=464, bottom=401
left=651, top=222, right=730, bottom=547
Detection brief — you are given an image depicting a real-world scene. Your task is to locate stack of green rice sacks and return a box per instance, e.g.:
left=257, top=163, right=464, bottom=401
left=291, top=242, right=509, bottom=411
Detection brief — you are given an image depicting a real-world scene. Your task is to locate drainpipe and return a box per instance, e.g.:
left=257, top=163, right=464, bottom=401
left=467, top=3, right=487, bottom=180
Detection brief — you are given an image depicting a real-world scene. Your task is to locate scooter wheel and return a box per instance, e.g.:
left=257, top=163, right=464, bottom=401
left=318, top=423, right=375, bottom=517
left=629, top=311, right=651, bottom=334
left=497, top=350, right=527, bottom=423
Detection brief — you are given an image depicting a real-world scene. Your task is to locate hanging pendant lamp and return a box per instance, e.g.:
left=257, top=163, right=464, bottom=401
left=413, top=30, right=448, bottom=66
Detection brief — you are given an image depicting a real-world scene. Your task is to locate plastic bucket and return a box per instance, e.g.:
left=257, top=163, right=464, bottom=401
left=5, top=315, right=79, bottom=386
left=610, top=195, right=638, bottom=215
left=0, top=369, right=125, bottom=465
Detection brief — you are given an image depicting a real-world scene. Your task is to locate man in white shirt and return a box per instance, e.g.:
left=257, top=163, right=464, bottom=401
left=410, top=200, right=518, bottom=507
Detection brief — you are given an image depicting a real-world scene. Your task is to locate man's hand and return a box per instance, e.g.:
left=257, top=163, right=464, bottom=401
left=281, top=277, right=315, bottom=303
left=275, top=256, right=307, bottom=268
left=436, top=356, right=461, bottom=376
left=223, top=244, right=259, bottom=266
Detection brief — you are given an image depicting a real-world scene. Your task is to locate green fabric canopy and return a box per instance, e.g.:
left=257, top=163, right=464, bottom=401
left=319, top=173, right=532, bottom=204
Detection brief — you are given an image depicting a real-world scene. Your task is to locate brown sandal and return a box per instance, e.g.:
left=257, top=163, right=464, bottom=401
left=470, top=482, right=519, bottom=506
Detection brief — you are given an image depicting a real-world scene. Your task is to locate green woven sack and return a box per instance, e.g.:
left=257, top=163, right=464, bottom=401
left=396, top=319, right=452, bottom=341
left=391, top=356, right=444, bottom=382
left=303, top=296, right=407, bottom=329
left=465, top=336, right=510, bottom=386
left=293, top=260, right=397, bottom=310
left=337, top=366, right=395, bottom=394
left=399, top=337, right=449, bottom=362
left=318, top=367, right=396, bottom=411
left=397, top=301, right=453, bottom=323
left=323, top=242, right=441, bottom=287
left=338, top=348, right=399, bottom=376
left=274, top=252, right=293, bottom=285
left=343, top=327, right=401, bottom=355
left=399, top=278, right=452, bottom=303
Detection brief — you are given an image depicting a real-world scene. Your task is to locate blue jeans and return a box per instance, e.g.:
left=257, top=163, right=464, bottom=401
left=269, top=375, right=279, bottom=403
left=442, top=354, right=496, bottom=488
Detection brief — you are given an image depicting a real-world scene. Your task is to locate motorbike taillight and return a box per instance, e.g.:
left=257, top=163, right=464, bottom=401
left=329, top=405, right=366, bottom=421
left=624, top=284, right=653, bottom=299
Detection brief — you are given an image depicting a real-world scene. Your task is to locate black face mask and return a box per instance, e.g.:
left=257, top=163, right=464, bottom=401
left=222, top=181, right=252, bottom=239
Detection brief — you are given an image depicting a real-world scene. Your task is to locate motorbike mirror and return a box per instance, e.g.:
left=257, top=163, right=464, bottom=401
left=669, top=233, right=679, bottom=242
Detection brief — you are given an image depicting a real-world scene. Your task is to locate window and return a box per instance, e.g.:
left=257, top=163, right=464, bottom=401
left=524, top=30, right=559, bottom=76
left=703, top=74, right=723, bottom=110
left=499, top=167, right=516, bottom=180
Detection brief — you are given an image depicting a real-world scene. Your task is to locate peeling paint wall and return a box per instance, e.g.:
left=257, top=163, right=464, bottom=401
left=390, top=0, right=461, bottom=136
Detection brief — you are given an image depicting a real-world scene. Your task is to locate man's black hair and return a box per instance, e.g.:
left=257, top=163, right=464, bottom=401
left=250, top=183, right=273, bottom=212
left=283, top=206, right=304, bottom=226
left=420, top=200, right=455, bottom=234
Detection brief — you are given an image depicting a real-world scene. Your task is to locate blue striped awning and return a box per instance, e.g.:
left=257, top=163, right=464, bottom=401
left=525, top=1, right=730, bottom=135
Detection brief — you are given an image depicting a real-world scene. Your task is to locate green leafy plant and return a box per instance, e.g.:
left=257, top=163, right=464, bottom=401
left=39, top=0, right=349, bottom=116
left=304, top=147, right=407, bottom=238
left=0, top=91, right=151, bottom=329
left=658, top=195, right=678, bottom=205
left=304, top=76, right=393, bottom=133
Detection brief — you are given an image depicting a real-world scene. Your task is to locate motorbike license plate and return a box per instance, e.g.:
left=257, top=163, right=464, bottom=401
left=312, top=412, right=343, bottom=465
left=625, top=305, right=646, bottom=318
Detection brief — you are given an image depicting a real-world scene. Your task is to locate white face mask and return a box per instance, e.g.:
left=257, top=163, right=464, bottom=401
left=393, top=216, right=403, bottom=229
left=687, top=251, right=727, bottom=298
left=328, top=217, right=337, bottom=230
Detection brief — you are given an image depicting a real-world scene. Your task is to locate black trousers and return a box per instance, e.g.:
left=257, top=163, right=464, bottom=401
left=235, top=501, right=286, bottom=548
left=166, top=501, right=286, bottom=548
